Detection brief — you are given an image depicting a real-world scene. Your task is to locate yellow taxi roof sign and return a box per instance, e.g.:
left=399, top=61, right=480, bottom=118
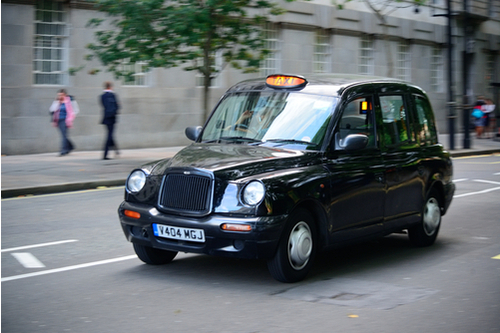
left=266, top=74, right=307, bottom=89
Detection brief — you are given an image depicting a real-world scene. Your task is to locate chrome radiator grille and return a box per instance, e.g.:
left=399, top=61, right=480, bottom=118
left=158, top=171, right=213, bottom=216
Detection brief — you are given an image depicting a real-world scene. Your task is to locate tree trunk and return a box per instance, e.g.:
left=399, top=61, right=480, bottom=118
left=203, top=10, right=214, bottom=123
left=381, top=22, right=394, bottom=78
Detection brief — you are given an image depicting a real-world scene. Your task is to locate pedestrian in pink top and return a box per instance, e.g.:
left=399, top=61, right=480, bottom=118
left=49, top=89, right=79, bottom=156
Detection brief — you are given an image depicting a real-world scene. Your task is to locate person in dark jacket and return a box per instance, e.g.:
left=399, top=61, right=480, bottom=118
left=100, top=82, right=120, bottom=160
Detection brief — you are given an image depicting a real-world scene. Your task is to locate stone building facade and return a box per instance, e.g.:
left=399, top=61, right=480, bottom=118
left=2, top=0, right=499, bottom=155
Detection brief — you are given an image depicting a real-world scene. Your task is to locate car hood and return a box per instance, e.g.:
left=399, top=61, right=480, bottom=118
left=149, top=143, right=320, bottom=180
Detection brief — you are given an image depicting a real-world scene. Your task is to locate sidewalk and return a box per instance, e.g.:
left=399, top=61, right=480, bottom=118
left=2, top=133, right=500, bottom=198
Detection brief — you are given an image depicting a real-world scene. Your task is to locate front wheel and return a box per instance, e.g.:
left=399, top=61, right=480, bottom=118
left=133, top=243, right=178, bottom=265
left=267, top=209, right=317, bottom=283
left=408, top=189, right=442, bottom=247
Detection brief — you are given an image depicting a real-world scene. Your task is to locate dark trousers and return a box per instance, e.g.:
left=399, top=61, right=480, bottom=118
left=103, top=123, right=118, bottom=158
left=57, top=119, right=73, bottom=154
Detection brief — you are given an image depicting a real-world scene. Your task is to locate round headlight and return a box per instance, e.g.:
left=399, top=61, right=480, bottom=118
left=242, top=181, right=265, bottom=206
left=127, top=170, right=146, bottom=193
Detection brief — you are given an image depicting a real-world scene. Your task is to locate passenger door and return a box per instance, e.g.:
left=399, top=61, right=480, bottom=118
left=324, top=94, right=386, bottom=242
left=376, top=91, right=423, bottom=229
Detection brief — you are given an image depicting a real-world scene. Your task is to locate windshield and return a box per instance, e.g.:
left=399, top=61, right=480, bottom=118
left=200, top=91, right=338, bottom=150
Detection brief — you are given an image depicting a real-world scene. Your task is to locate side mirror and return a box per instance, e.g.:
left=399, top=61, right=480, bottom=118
left=342, top=134, right=369, bottom=152
left=185, top=126, right=202, bottom=141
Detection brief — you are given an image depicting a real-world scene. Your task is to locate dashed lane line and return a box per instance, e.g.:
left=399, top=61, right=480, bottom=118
left=454, top=179, right=500, bottom=198
left=454, top=186, right=500, bottom=198
left=11, top=253, right=45, bottom=268
left=1, top=240, right=78, bottom=253
left=1, top=255, right=137, bottom=282
left=473, top=179, right=500, bottom=186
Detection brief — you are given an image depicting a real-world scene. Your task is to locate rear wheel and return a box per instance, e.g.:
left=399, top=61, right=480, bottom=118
left=408, top=189, right=441, bottom=247
left=267, top=209, right=316, bottom=283
left=133, top=243, right=178, bottom=265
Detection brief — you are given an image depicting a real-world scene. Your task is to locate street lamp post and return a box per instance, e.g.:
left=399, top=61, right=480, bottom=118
left=462, top=0, right=471, bottom=149
left=446, top=0, right=455, bottom=150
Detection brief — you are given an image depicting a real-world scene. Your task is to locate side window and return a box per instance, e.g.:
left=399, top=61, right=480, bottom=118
left=336, top=96, right=376, bottom=149
left=379, top=95, right=409, bottom=147
left=413, top=95, right=438, bottom=145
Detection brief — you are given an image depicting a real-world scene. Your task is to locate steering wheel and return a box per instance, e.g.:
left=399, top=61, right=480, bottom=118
left=233, top=123, right=249, bottom=131
left=232, top=123, right=258, bottom=136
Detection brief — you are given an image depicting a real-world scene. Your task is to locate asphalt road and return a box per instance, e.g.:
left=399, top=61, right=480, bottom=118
left=2, top=154, right=499, bottom=333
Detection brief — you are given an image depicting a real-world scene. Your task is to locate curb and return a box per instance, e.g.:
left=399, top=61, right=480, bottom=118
left=450, top=149, right=500, bottom=158
left=1, top=179, right=126, bottom=199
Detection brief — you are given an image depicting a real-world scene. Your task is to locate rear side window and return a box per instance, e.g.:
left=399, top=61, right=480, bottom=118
left=412, top=94, right=438, bottom=145
left=379, top=95, right=409, bottom=147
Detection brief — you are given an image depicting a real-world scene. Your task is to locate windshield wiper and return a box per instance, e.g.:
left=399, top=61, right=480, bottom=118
left=263, top=139, right=319, bottom=147
left=217, top=136, right=262, bottom=144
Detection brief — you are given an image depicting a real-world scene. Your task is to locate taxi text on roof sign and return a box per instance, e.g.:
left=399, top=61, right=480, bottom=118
left=266, top=75, right=307, bottom=89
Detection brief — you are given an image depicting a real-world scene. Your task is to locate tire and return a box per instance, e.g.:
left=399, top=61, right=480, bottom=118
left=133, top=243, right=178, bottom=265
left=408, top=189, right=442, bottom=247
left=267, top=209, right=317, bottom=283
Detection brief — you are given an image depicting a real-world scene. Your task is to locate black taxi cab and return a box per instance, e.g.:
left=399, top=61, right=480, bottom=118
left=119, top=74, right=455, bottom=283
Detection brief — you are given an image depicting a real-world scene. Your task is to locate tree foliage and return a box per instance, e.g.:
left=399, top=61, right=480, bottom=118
left=87, top=0, right=292, bottom=120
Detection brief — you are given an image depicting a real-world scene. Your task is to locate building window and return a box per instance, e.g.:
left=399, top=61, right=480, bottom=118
left=260, top=23, right=280, bottom=77
left=397, top=41, right=411, bottom=81
left=196, top=51, right=222, bottom=87
left=430, top=47, right=444, bottom=92
left=122, top=61, right=148, bottom=86
left=313, top=29, right=331, bottom=73
left=359, top=36, right=374, bottom=75
left=33, top=0, right=66, bottom=85
left=485, top=53, right=496, bottom=96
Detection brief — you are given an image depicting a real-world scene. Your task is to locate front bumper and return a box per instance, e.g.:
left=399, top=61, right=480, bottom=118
left=118, top=201, right=288, bottom=260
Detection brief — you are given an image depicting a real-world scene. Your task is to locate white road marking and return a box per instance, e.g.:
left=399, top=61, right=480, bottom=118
left=473, top=179, right=500, bottom=186
left=494, top=172, right=500, bottom=176
left=1, top=239, right=78, bottom=253
left=454, top=186, right=500, bottom=198
left=11, top=253, right=45, bottom=268
left=1, top=255, right=137, bottom=282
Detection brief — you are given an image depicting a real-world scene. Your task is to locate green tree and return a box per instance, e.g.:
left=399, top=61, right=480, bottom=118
left=87, top=0, right=292, bottom=120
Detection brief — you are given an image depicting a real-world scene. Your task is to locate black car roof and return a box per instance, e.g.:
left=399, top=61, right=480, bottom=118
left=225, top=74, right=425, bottom=97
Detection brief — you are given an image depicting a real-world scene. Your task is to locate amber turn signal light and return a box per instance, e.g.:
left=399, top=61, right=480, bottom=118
left=124, top=210, right=141, bottom=219
left=221, top=223, right=252, bottom=232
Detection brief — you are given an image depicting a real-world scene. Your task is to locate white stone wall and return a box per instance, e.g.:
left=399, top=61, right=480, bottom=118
left=2, top=0, right=499, bottom=154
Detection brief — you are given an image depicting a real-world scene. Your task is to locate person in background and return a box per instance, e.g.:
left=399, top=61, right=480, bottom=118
left=100, top=81, right=120, bottom=160
left=482, top=98, right=496, bottom=138
left=472, top=98, right=486, bottom=139
left=50, top=89, right=77, bottom=156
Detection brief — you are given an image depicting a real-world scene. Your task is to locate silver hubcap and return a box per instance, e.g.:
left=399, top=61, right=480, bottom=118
left=423, top=197, right=440, bottom=236
left=288, top=221, right=313, bottom=270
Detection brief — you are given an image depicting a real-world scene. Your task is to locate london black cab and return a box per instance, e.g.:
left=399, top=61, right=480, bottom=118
left=119, top=74, right=455, bottom=283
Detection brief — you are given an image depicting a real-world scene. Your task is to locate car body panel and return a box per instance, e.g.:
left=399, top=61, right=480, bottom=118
left=119, top=74, right=455, bottom=277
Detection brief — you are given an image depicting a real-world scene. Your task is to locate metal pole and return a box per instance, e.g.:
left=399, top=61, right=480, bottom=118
left=447, top=0, right=455, bottom=150
left=462, top=0, right=471, bottom=148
